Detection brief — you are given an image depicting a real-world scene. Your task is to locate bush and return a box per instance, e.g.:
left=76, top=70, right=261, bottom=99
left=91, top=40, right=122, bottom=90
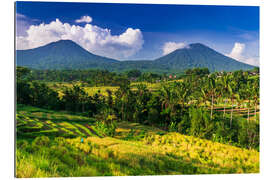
left=148, top=108, right=160, bottom=125
left=95, top=120, right=116, bottom=137
left=168, top=122, right=177, bottom=132
left=32, top=136, right=50, bottom=147
left=176, top=113, right=190, bottom=134
left=94, top=108, right=117, bottom=137
left=17, top=140, right=29, bottom=149
left=189, top=107, right=212, bottom=138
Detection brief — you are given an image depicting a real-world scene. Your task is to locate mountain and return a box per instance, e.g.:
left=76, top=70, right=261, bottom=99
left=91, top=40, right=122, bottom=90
left=16, top=40, right=118, bottom=69
left=16, top=40, right=255, bottom=72
left=154, top=43, right=255, bottom=72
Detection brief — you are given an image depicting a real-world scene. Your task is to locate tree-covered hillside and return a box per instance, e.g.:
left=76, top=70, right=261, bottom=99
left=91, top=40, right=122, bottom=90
left=16, top=40, right=117, bottom=69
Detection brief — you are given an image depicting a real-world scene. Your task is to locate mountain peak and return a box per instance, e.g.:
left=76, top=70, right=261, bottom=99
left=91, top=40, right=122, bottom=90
left=188, top=43, right=210, bottom=49
left=16, top=39, right=117, bottom=69
left=171, top=43, right=209, bottom=52
left=155, top=42, right=254, bottom=72
left=52, top=39, right=76, bottom=44
left=46, top=39, right=81, bottom=47
left=16, top=39, right=255, bottom=72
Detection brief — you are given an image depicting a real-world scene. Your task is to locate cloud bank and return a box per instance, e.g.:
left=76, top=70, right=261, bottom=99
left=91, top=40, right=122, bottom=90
left=16, top=18, right=144, bottom=59
left=75, top=16, right=93, bottom=23
left=162, top=42, right=187, bottom=55
left=227, top=42, right=259, bottom=66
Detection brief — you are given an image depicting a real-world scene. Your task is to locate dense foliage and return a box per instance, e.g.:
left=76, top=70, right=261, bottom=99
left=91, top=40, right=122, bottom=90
left=17, top=66, right=260, bottom=150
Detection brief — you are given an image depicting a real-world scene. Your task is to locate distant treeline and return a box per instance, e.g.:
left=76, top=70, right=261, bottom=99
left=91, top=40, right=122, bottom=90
left=22, top=68, right=169, bottom=85
left=19, top=67, right=212, bottom=84
left=21, top=67, right=259, bottom=85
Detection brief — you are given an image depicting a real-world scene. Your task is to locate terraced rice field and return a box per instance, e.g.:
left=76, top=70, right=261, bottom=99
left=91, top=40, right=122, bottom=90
left=16, top=105, right=259, bottom=177
left=46, top=81, right=166, bottom=97
left=16, top=105, right=97, bottom=138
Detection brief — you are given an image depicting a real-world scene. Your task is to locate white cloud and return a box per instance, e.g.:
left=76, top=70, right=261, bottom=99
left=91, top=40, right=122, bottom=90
left=162, top=42, right=187, bottom=55
left=228, top=42, right=245, bottom=61
left=16, top=13, right=27, bottom=19
left=16, top=18, right=144, bottom=59
left=245, top=57, right=260, bottom=66
left=227, top=42, right=259, bottom=66
left=75, top=16, right=93, bottom=23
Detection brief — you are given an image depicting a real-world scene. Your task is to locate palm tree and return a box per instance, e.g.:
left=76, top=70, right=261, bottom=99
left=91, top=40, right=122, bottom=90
left=133, top=84, right=150, bottom=123
left=159, top=83, right=178, bottom=127
left=228, top=80, right=238, bottom=128
left=207, top=74, right=217, bottom=120
left=175, top=81, right=190, bottom=108
left=106, top=89, right=113, bottom=109
left=159, top=84, right=173, bottom=111
left=252, top=78, right=260, bottom=121
left=115, top=83, right=132, bottom=121
left=220, top=73, right=230, bottom=117
left=243, top=81, right=253, bottom=123
left=199, top=77, right=209, bottom=108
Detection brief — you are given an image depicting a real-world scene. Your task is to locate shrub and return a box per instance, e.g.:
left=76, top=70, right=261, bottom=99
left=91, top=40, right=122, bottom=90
left=32, top=136, right=50, bottom=147
left=94, top=108, right=117, bottom=137
left=168, top=122, right=177, bottom=132
left=17, top=140, right=29, bottom=149
left=147, top=108, right=160, bottom=125
left=95, top=121, right=116, bottom=137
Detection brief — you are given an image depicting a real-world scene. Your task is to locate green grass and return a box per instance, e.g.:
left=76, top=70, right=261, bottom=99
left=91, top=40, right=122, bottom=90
left=16, top=104, right=259, bottom=177
left=16, top=133, right=259, bottom=177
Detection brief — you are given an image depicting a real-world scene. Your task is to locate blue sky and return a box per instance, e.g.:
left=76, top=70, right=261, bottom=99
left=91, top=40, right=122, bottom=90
left=16, top=1, right=259, bottom=65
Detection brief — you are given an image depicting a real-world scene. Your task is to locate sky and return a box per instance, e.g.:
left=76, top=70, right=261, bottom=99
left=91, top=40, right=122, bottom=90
left=15, top=1, right=259, bottom=66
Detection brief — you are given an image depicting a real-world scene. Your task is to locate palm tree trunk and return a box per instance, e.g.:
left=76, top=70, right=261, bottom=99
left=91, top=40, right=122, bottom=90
left=254, top=103, right=257, bottom=120
left=230, top=107, right=233, bottom=128
left=247, top=99, right=251, bottom=123
left=211, top=94, right=214, bottom=120
left=223, top=99, right=227, bottom=117
left=82, top=102, right=85, bottom=113
left=122, top=103, right=124, bottom=121
left=247, top=108, right=250, bottom=123
left=230, top=99, right=233, bottom=128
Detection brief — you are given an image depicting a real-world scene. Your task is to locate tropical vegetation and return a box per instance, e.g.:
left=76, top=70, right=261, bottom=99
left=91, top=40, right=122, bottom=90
left=16, top=66, right=260, bottom=177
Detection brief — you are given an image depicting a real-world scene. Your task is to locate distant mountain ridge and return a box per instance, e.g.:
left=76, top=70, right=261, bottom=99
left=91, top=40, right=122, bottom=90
left=155, top=43, right=255, bottom=72
left=16, top=40, right=117, bottom=69
left=16, top=40, right=255, bottom=72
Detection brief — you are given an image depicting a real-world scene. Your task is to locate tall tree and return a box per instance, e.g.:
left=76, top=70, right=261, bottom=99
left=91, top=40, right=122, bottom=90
left=252, top=77, right=260, bottom=120
left=206, top=74, right=217, bottom=120
left=220, top=73, right=230, bottom=117
left=228, top=80, right=238, bottom=128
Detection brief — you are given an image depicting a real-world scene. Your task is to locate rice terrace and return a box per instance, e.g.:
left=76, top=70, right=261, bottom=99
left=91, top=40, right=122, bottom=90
left=15, top=1, right=260, bottom=178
